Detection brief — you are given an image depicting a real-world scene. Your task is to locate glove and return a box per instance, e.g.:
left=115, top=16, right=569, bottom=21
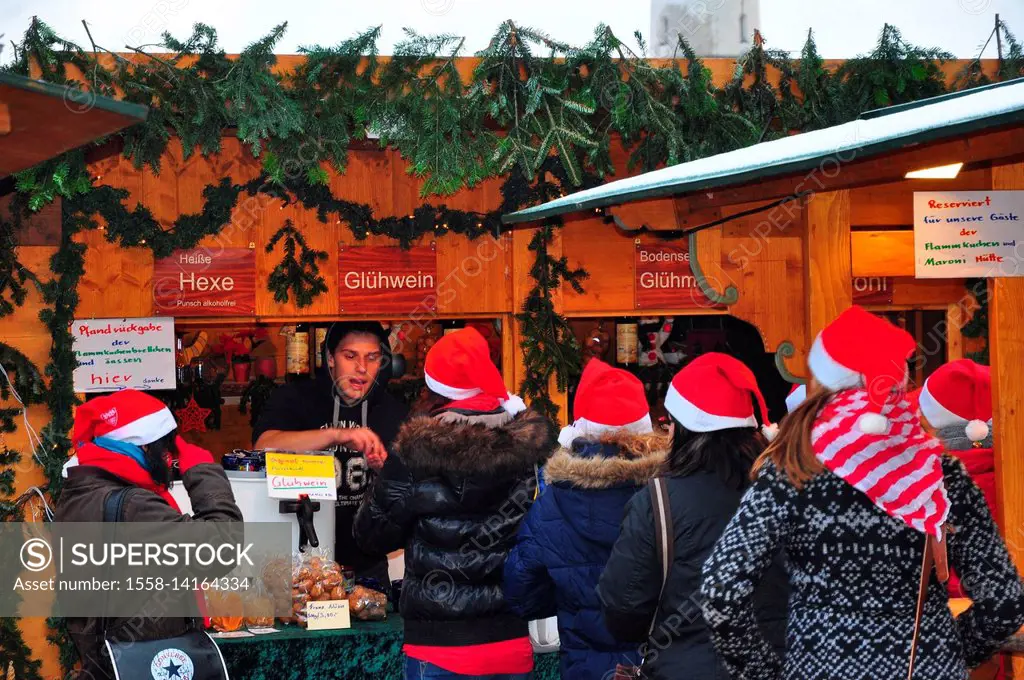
left=175, top=435, right=215, bottom=473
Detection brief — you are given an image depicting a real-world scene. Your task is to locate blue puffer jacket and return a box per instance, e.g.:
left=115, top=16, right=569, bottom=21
left=504, top=433, right=668, bottom=680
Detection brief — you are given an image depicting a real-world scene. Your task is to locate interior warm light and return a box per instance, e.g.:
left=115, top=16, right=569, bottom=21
left=904, top=162, right=963, bottom=179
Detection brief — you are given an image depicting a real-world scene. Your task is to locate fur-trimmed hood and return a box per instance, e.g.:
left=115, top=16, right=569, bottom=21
left=544, top=431, right=670, bottom=489
left=394, top=408, right=557, bottom=478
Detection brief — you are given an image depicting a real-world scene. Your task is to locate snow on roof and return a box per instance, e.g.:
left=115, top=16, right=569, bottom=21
left=503, top=78, right=1024, bottom=224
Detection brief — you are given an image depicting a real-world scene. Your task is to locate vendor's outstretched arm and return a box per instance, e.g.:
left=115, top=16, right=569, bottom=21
left=255, top=428, right=341, bottom=452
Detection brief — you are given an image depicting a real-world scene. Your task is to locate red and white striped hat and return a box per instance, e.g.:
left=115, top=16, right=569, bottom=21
left=785, top=384, right=807, bottom=413
left=664, top=353, right=776, bottom=440
left=558, top=359, right=652, bottom=447
left=808, top=306, right=917, bottom=434
left=919, top=359, right=992, bottom=443
left=72, top=389, right=177, bottom=447
left=424, top=327, right=526, bottom=415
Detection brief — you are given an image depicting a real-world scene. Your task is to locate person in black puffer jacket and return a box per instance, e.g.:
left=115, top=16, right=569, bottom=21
left=354, top=328, right=557, bottom=680
left=598, top=353, right=789, bottom=680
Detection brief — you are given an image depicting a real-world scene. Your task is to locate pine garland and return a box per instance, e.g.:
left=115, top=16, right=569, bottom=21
left=266, top=220, right=329, bottom=307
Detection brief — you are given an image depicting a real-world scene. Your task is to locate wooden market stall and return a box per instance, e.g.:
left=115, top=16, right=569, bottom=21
left=505, top=77, right=1024, bottom=675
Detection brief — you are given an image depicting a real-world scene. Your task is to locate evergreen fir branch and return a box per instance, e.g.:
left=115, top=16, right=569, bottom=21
left=265, top=220, right=329, bottom=307
left=0, top=342, right=46, bottom=433
left=838, top=24, right=951, bottom=111
left=0, top=215, right=40, bottom=318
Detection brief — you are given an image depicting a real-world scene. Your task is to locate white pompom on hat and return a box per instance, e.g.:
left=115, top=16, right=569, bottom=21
left=424, top=327, right=526, bottom=415
left=919, top=359, right=992, bottom=443
left=807, top=306, right=918, bottom=434
left=663, top=352, right=777, bottom=440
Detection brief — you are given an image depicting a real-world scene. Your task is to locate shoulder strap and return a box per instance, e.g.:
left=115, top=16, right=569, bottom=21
left=647, top=477, right=674, bottom=636
left=907, top=531, right=948, bottom=679
left=103, top=488, right=131, bottom=523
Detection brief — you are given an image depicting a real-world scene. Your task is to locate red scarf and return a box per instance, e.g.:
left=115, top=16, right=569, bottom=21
left=811, top=389, right=949, bottom=538
left=444, top=393, right=505, bottom=413
left=76, top=442, right=181, bottom=512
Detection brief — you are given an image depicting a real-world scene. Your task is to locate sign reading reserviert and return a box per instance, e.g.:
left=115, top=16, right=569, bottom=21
left=339, top=244, right=437, bottom=314
left=72, top=318, right=175, bottom=393
left=153, top=248, right=256, bottom=316
left=634, top=243, right=718, bottom=309
left=914, top=191, right=1024, bottom=278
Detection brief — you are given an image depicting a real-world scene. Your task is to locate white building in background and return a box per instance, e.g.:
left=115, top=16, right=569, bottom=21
left=651, top=0, right=761, bottom=58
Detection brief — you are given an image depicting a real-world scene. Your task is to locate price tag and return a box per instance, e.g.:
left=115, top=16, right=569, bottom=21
left=306, top=600, right=351, bottom=631
left=265, top=453, right=337, bottom=501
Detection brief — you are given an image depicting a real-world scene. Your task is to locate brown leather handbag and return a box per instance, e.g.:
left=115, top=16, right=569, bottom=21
left=614, top=478, right=673, bottom=680
left=907, top=526, right=951, bottom=680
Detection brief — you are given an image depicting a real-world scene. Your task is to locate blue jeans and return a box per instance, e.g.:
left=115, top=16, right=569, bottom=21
left=404, top=657, right=533, bottom=680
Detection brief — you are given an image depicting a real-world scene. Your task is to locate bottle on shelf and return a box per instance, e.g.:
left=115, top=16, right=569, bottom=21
left=312, top=324, right=328, bottom=375
left=285, top=324, right=310, bottom=382
left=440, top=319, right=465, bottom=336
left=615, top=317, right=639, bottom=372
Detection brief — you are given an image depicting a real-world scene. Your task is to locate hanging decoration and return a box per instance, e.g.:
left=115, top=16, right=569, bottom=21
left=175, top=396, right=212, bottom=434
left=265, top=220, right=329, bottom=308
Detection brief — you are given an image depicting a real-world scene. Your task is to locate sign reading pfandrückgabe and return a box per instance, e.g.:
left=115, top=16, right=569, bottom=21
left=914, top=191, right=1024, bottom=278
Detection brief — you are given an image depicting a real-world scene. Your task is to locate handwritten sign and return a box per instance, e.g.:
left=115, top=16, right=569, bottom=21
left=265, top=453, right=337, bottom=501
left=153, top=248, right=256, bottom=316
left=852, top=277, right=895, bottom=305
left=306, top=600, right=351, bottom=631
left=914, top=191, right=1024, bottom=278
left=72, top=318, right=175, bottom=393
left=339, top=245, right=437, bottom=314
left=635, top=243, right=718, bottom=309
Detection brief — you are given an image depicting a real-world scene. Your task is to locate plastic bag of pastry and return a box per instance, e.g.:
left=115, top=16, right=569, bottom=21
left=289, top=549, right=344, bottom=628
left=348, top=584, right=388, bottom=621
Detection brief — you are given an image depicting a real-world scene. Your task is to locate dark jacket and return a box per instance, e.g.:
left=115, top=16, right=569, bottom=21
left=598, top=470, right=789, bottom=680
left=253, top=369, right=408, bottom=574
left=55, top=461, right=242, bottom=680
left=504, top=433, right=668, bottom=680
left=700, top=457, right=1024, bottom=680
left=354, top=407, right=557, bottom=647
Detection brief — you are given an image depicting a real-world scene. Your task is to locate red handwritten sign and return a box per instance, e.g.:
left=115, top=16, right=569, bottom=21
left=635, top=243, right=717, bottom=310
left=153, top=248, right=256, bottom=317
left=852, top=276, right=895, bottom=305
left=339, top=245, right=437, bottom=314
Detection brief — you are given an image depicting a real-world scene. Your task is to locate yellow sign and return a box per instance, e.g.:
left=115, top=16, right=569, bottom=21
left=265, top=453, right=337, bottom=501
left=306, top=599, right=351, bottom=631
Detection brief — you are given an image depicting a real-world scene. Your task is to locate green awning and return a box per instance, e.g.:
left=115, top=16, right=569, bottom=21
left=0, top=72, right=149, bottom=178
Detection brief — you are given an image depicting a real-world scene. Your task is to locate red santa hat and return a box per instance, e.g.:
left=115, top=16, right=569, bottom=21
left=558, top=359, right=653, bottom=448
left=807, top=306, right=917, bottom=434
left=785, top=383, right=807, bottom=413
left=919, top=359, right=992, bottom=443
left=664, top=352, right=776, bottom=440
left=424, top=327, right=526, bottom=415
left=72, top=389, right=177, bottom=447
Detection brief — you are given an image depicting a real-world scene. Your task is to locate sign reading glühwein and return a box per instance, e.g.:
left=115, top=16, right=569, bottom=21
left=852, top=276, right=895, bottom=305
left=339, top=244, right=437, bottom=314
left=153, top=248, right=256, bottom=316
left=635, top=243, right=717, bottom=309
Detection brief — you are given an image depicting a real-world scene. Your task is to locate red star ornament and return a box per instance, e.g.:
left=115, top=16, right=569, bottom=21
left=175, top=397, right=212, bottom=433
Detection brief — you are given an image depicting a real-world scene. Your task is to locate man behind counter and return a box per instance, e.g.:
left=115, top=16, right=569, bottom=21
left=253, top=321, right=408, bottom=584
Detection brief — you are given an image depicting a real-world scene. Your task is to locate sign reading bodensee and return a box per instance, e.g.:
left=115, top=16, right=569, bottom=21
left=72, top=318, right=175, bottom=393
left=634, top=243, right=717, bottom=309
left=914, top=191, right=1024, bottom=278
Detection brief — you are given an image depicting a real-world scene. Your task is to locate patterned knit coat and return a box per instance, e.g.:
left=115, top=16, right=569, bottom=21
left=700, top=456, right=1024, bottom=680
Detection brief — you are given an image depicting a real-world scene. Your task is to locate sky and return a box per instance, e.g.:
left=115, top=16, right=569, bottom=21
left=1, top=0, right=1023, bottom=60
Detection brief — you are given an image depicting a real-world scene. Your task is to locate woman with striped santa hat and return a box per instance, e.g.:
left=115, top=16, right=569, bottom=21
left=597, top=352, right=788, bottom=679
left=701, top=306, right=1024, bottom=680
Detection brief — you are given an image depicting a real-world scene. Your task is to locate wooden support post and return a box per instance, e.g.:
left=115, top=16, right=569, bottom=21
left=803, top=190, right=853, bottom=344
left=987, top=162, right=1024, bottom=677
left=511, top=227, right=569, bottom=426
left=946, top=302, right=963, bottom=362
